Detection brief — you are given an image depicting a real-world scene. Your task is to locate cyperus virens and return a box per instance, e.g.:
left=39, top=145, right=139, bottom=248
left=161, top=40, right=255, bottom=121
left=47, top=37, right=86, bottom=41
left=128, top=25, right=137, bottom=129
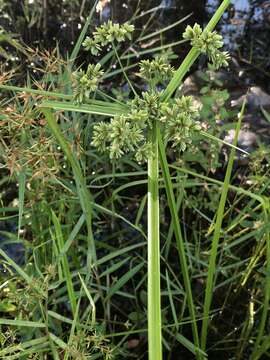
left=73, top=21, right=231, bottom=162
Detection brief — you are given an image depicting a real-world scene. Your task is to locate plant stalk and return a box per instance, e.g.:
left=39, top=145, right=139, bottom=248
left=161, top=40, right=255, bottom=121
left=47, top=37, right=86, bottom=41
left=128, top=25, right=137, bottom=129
left=148, top=121, right=162, bottom=360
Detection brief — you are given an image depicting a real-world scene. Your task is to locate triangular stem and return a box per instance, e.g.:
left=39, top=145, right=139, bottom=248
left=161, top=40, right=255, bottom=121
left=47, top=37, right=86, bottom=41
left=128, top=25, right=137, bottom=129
left=147, top=121, right=162, bottom=360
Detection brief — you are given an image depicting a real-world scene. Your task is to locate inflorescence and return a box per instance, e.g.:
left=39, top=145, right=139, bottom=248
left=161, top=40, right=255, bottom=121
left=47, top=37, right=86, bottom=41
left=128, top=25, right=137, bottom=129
left=72, top=63, right=104, bottom=103
left=183, top=23, right=230, bottom=69
left=91, top=88, right=201, bottom=162
left=82, top=20, right=134, bottom=55
left=139, top=58, right=174, bottom=85
left=73, top=21, right=230, bottom=162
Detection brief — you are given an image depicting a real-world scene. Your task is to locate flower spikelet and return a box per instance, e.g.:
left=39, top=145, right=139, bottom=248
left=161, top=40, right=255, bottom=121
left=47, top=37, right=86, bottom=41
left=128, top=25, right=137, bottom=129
left=73, top=63, right=104, bottom=103
left=91, top=114, right=145, bottom=160
left=183, top=23, right=230, bottom=69
left=83, top=21, right=134, bottom=55
left=162, top=96, right=202, bottom=151
left=139, top=58, right=174, bottom=85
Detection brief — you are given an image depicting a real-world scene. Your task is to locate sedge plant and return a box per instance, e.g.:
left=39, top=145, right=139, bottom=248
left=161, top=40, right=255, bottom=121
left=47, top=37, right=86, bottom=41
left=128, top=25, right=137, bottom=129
left=57, top=2, right=230, bottom=358
left=1, top=0, right=248, bottom=358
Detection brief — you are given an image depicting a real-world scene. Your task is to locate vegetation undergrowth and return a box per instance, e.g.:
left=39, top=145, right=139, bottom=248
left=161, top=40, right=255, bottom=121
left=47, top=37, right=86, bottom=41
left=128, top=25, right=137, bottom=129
left=1, top=0, right=270, bottom=359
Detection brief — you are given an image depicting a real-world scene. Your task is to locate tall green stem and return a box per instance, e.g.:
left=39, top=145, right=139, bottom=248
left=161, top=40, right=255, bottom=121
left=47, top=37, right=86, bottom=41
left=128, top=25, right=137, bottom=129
left=148, top=121, right=162, bottom=360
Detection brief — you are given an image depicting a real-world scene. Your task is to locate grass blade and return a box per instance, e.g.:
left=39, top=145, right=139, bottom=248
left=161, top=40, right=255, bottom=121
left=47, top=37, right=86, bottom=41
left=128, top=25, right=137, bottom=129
left=17, top=171, right=26, bottom=240
left=0, top=84, right=71, bottom=100
left=0, top=337, right=48, bottom=357
left=158, top=129, right=201, bottom=359
left=251, top=203, right=270, bottom=359
left=165, top=329, right=207, bottom=357
left=0, top=319, right=46, bottom=327
left=105, top=262, right=144, bottom=301
left=78, top=273, right=96, bottom=327
left=41, top=108, right=96, bottom=265
left=0, top=248, right=45, bottom=297
left=69, top=0, right=98, bottom=67
left=200, top=100, right=246, bottom=350
left=40, top=100, right=127, bottom=117
left=51, top=210, right=77, bottom=316
left=94, top=242, right=146, bottom=267
left=137, top=14, right=192, bottom=42
left=58, top=214, right=85, bottom=259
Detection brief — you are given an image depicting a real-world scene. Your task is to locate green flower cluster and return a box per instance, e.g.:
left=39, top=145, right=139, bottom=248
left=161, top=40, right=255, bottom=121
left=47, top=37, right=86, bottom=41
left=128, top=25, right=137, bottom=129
left=91, top=92, right=201, bottom=162
left=162, top=97, right=201, bottom=151
left=91, top=113, right=145, bottom=160
left=88, top=25, right=231, bottom=162
left=183, top=23, right=230, bottom=69
left=139, top=58, right=174, bottom=85
left=83, top=21, right=134, bottom=55
left=72, top=63, right=104, bottom=103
